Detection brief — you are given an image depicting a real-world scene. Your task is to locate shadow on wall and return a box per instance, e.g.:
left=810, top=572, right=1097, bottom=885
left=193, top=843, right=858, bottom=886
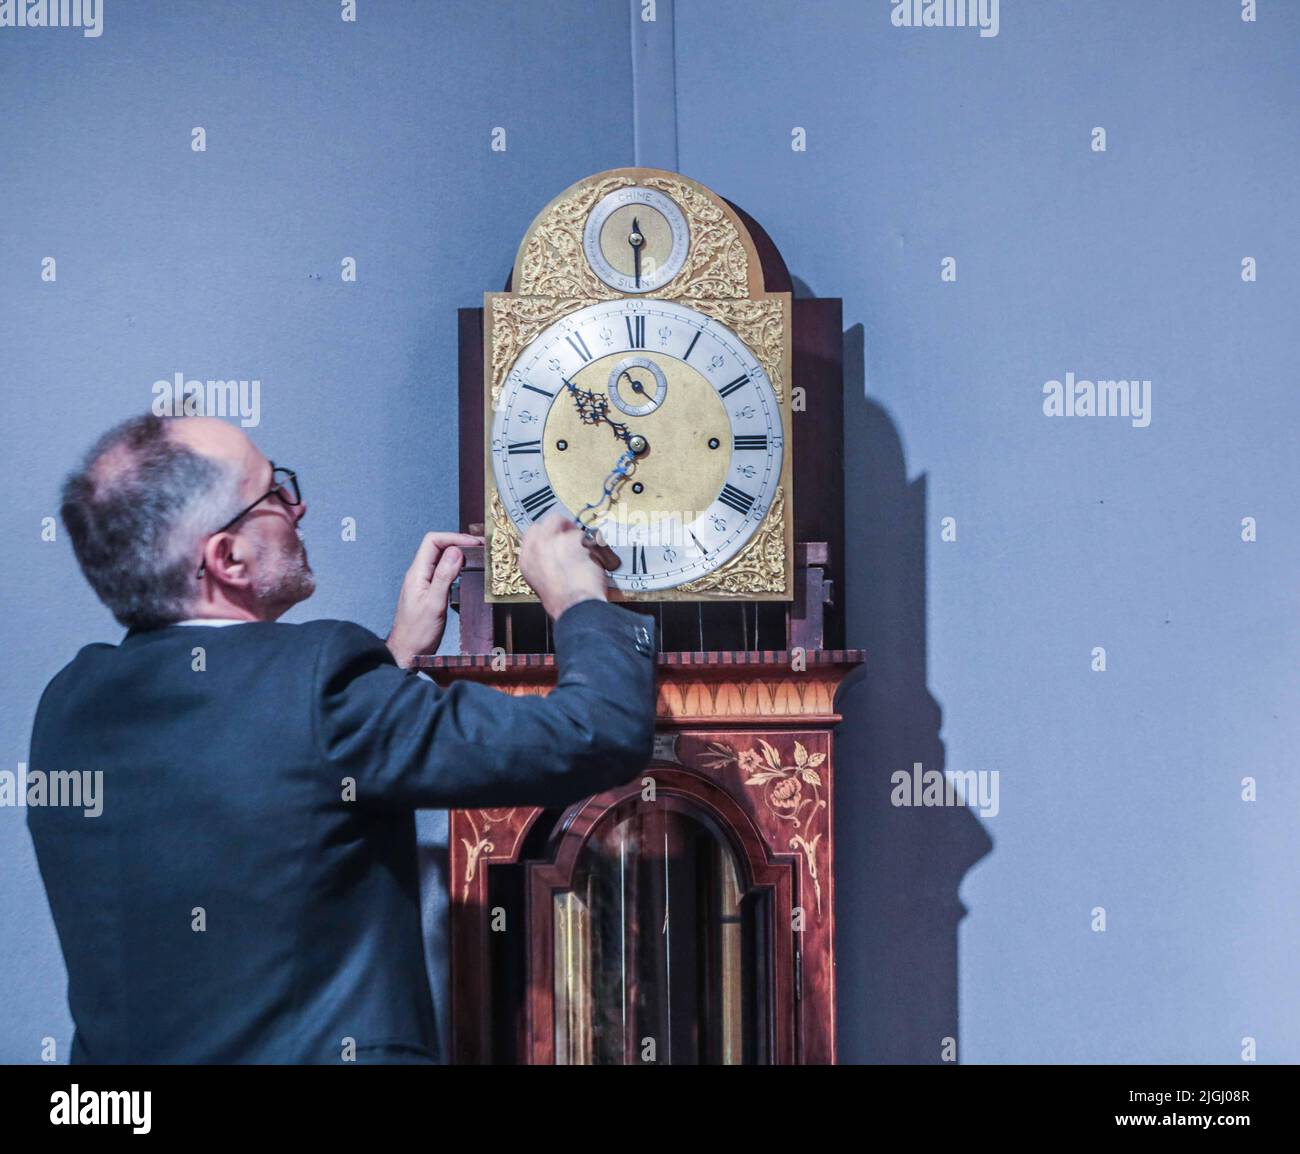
left=823, top=309, right=994, bottom=1064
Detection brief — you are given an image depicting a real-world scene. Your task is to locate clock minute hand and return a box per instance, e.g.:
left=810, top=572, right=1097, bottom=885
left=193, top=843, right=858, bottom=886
left=575, top=447, right=638, bottom=535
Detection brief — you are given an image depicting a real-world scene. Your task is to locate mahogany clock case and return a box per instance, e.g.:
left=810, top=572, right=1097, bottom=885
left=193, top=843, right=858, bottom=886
left=428, top=173, right=860, bottom=1066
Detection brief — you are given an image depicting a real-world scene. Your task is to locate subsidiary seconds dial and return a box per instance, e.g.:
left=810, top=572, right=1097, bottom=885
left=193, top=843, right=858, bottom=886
left=491, top=299, right=783, bottom=593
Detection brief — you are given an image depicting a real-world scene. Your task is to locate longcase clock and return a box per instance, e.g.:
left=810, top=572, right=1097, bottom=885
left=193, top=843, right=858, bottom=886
left=422, top=168, right=862, bottom=1065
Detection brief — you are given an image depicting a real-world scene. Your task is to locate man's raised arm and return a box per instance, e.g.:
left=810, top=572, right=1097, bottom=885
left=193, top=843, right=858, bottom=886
left=313, top=513, right=657, bottom=809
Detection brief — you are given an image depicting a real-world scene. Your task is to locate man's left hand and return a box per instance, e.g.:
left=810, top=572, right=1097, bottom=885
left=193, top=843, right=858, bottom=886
left=386, top=531, right=483, bottom=668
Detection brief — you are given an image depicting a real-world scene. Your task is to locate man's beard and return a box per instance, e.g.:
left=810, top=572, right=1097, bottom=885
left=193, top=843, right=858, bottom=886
left=252, top=528, right=315, bottom=617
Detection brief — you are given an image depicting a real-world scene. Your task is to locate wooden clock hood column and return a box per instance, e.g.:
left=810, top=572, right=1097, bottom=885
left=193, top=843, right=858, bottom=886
left=418, top=168, right=863, bottom=1065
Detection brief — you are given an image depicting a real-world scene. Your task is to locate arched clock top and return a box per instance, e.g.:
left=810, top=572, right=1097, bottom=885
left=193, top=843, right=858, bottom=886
left=510, top=167, right=774, bottom=302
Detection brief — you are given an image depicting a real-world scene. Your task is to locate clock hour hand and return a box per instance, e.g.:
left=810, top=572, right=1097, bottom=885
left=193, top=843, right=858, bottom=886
left=561, top=373, right=632, bottom=446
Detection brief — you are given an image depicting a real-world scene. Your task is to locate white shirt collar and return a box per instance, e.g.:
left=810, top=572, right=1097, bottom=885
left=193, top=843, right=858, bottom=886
left=173, top=618, right=249, bottom=627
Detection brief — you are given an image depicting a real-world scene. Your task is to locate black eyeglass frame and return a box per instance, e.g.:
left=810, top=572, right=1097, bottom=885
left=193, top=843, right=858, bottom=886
left=195, top=463, right=302, bottom=579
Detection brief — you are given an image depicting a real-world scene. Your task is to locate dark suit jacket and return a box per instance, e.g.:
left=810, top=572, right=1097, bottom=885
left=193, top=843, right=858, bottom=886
left=27, top=599, right=656, bottom=1064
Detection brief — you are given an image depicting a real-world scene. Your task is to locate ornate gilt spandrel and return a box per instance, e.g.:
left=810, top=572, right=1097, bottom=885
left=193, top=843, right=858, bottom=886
left=486, top=295, right=590, bottom=409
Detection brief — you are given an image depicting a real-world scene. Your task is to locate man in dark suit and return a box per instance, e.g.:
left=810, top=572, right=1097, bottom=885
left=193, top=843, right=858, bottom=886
left=27, top=413, right=656, bottom=1064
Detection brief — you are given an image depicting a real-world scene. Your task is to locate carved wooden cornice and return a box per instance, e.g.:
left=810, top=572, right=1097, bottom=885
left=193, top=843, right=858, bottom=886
left=422, top=649, right=864, bottom=727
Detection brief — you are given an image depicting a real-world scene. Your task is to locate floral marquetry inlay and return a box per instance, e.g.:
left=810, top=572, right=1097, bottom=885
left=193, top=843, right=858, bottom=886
left=700, top=738, right=828, bottom=919
left=455, top=807, right=542, bottom=903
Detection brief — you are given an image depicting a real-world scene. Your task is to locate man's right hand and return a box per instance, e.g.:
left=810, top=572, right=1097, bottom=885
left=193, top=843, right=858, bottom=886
left=518, top=511, right=617, bottom=620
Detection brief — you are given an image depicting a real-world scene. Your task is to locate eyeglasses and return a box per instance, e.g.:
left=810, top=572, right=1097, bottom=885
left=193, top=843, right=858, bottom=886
left=195, top=463, right=302, bottom=579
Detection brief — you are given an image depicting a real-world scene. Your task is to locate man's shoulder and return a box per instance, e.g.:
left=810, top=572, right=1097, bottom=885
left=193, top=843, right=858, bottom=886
left=44, top=619, right=387, bottom=685
left=159, top=619, right=390, bottom=667
left=233, top=618, right=384, bottom=645
left=33, top=620, right=394, bottom=740
left=148, top=618, right=381, bottom=642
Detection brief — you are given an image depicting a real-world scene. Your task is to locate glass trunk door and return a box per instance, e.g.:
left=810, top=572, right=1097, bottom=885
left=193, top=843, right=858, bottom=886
left=552, top=802, right=770, bottom=1065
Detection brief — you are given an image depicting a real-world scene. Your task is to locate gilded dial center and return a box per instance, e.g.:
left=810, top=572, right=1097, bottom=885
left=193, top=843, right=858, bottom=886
left=542, top=351, right=730, bottom=528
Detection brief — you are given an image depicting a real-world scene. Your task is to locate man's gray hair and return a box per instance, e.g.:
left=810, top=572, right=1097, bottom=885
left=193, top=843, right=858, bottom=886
left=61, top=414, right=242, bottom=630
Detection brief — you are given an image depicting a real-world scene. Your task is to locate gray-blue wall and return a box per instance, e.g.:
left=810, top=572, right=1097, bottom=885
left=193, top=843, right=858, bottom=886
left=2, top=0, right=1295, bottom=1064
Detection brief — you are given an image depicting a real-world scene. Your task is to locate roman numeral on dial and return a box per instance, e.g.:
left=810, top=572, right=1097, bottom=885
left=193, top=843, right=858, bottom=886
left=566, top=332, right=593, bottom=362
left=626, top=315, right=645, bottom=349
left=733, top=434, right=768, bottom=451
left=507, top=440, right=541, bottom=454
left=520, top=486, right=556, bottom=520
left=718, top=483, right=756, bottom=516
left=719, top=374, right=749, bottom=398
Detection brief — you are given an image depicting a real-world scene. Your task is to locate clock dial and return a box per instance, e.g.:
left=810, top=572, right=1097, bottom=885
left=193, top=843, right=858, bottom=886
left=583, top=187, right=689, bottom=294
left=491, top=299, right=783, bottom=593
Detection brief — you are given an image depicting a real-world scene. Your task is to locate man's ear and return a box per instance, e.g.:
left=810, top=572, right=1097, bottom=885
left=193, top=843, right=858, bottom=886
left=204, top=532, right=252, bottom=587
